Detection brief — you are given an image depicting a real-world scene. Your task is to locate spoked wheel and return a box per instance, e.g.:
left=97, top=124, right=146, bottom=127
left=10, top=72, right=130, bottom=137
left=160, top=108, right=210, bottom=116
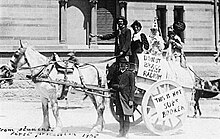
left=141, top=80, right=188, bottom=135
left=109, top=97, right=142, bottom=126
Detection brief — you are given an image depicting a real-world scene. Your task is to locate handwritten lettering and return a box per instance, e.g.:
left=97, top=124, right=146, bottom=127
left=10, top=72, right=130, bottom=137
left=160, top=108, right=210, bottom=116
left=152, top=87, right=187, bottom=120
left=0, top=126, right=99, bottom=138
left=162, top=106, right=185, bottom=118
left=143, top=71, right=162, bottom=80
left=138, top=54, right=164, bottom=81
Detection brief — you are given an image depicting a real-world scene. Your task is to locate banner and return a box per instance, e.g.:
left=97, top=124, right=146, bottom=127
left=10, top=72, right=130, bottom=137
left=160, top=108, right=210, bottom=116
left=137, top=54, right=167, bottom=81
left=152, top=87, right=187, bottom=121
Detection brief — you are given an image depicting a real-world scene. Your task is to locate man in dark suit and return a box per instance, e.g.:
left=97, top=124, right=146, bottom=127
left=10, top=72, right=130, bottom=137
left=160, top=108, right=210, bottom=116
left=90, top=16, right=132, bottom=62
left=111, top=57, right=136, bottom=137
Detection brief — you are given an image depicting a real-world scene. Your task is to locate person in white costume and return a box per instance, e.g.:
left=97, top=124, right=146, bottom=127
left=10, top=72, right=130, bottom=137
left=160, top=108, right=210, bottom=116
left=147, top=17, right=165, bottom=56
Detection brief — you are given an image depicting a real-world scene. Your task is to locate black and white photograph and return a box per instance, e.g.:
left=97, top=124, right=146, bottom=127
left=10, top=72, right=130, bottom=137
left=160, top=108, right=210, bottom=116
left=0, top=0, right=220, bottom=138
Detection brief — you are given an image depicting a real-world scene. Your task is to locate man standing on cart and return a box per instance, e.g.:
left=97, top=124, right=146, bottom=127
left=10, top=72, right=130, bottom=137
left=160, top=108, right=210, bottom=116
left=111, top=57, right=136, bottom=137
left=90, top=16, right=131, bottom=62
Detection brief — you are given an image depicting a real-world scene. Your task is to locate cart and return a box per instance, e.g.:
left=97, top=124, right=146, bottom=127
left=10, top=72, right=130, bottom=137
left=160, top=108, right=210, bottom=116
left=2, top=49, right=195, bottom=136
left=109, top=53, right=195, bottom=135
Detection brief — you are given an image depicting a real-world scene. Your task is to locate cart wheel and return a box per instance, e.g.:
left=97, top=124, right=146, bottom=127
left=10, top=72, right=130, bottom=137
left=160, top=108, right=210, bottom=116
left=141, top=80, right=188, bottom=135
left=109, top=98, right=142, bottom=126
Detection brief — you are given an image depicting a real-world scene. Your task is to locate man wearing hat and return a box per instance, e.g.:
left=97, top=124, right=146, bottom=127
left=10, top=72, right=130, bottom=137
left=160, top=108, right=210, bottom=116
left=111, top=57, right=135, bottom=137
left=90, top=16, right=132, bottom=63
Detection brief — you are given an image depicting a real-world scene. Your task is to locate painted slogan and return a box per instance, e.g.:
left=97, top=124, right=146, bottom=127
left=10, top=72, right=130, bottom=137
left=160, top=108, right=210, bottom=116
left=137, top=54, right=167, bottom=81
left=152, top=87, right=187, bottom=120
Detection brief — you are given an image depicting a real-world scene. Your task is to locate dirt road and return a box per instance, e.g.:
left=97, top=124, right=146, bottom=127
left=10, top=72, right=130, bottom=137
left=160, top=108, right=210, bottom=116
left=0, top=92, right=220, bottom=139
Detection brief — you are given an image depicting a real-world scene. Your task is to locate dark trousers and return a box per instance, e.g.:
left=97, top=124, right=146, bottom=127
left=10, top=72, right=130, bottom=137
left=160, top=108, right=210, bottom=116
left=119, top=115, right=130, bottom=136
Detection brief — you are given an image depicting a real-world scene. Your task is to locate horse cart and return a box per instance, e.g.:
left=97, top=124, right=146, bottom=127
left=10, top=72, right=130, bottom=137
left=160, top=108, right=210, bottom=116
left=109, top=54, right=195, bottom=135
left=0, top=41, right=195, bottom=136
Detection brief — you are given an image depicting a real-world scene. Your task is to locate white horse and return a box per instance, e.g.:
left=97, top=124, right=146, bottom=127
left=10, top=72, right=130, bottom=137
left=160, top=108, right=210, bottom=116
left=8, top=41, right=108, bottom=133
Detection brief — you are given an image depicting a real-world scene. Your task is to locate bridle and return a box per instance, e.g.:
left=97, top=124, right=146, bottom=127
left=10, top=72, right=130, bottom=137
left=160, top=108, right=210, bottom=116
left=10, top=48, right=54, bottom=80
left=10, top=47, right=29, bottom=72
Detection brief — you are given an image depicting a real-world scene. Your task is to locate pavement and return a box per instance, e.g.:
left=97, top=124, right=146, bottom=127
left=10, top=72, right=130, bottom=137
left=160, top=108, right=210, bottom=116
left=0, top=97, right=220, bottom=139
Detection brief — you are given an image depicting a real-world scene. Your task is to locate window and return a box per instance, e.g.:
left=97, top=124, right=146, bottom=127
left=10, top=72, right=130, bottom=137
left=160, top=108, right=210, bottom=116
left=156, top=5, right=167, bottom=41
left=219, top=4, right=220, bottom=39
left=174, top=6, right=185, bottom=42
left=97, top=0, right=116, bottom=44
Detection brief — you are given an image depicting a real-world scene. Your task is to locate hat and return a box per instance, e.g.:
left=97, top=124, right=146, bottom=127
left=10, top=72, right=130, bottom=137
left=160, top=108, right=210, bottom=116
left=173, top=21, right=186, bottom=32
left=131, top=20, right=142, bottom=29
left=151, top=17, right=158, bottom=30
left=118, top=57, right=129, bottom=63
left=116, top=16, right=128, bottom=25
left=67, top=51, right=76, bottom=56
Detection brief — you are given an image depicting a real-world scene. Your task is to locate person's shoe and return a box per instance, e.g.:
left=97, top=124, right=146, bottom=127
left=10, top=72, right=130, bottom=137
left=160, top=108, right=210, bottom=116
left=116, top=133, right=125, bottom=138
left=57, top=95, right=66, bottom=100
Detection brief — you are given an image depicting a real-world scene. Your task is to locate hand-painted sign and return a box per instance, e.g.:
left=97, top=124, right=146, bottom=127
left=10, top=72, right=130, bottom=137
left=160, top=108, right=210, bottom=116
left=137, top=54, right=167, bottom=81
left=152, top=87, right=187, bottom=120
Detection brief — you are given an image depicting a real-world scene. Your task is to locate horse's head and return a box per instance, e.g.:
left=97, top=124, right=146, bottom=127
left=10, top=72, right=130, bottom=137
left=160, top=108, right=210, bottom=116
left=0, top=65, right=13, bottom=85
left=9, top=40, right=27, bottom=73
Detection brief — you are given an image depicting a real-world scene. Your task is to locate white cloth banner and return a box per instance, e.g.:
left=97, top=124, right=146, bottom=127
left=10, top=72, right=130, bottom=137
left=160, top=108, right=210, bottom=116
left=137, top=54, right=195, bottom=88
left=137, top=54, right=168, bottom=81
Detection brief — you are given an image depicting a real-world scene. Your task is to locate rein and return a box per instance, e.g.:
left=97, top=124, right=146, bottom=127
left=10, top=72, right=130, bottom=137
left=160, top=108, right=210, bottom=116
left=187, top=65, right=203, bottom=81
left=21, top=51, right=55, bottom=80
left=19, top=53, right=122, bottom=70
left=14, top=53, right=121, bottom=88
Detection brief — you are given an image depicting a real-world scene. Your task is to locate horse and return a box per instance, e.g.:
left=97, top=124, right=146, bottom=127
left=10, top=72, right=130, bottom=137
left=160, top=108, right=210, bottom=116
left=7, top=41, right=108, bottom=133
left=193, top=79, right=220, bottom=118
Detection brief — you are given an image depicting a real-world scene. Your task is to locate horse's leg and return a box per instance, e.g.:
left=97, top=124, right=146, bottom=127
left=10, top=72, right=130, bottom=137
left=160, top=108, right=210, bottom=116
left=193, top=96, right=202, bottom=118
left=50, top=89, right=62, bottom=133
left=90, top=94, right=105, bottom=133
left=193, top=100, right=198, bottom=118
left=39, top=97, right=50, bottom=130
left=197, top=98, right=202, bottom=116
left=64, top=86, right=72, bottom=109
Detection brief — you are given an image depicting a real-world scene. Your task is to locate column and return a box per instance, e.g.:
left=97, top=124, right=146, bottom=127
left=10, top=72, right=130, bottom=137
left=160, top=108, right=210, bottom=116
left=119, top=1, right=127, bottom=17
left=167, top=5, right=174, bottom=27
left=59, top=0, right=68, bottom=44
left=214, top=0, right=219, bottom=50
left=89, top=0, right=98, bottom=48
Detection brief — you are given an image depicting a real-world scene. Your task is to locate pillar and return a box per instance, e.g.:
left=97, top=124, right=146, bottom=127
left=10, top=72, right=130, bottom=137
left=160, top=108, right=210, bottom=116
left=167, top=5, right=174, bottom=28
left=119, top=1, right=127, bottom=17
left=214, top=0, right=219, bottom=50
left=59, top=0, right=68, bottom=44
left=89, top=0, right=98, bottom=48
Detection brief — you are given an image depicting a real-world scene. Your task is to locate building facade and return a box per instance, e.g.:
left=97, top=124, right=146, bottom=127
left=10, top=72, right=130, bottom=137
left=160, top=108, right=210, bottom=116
left=0, top=0, right=219, bottom=64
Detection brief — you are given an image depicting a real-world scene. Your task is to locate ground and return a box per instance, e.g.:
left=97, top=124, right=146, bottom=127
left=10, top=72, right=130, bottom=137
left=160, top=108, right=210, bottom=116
left=0, top=80, right=220, bottom=139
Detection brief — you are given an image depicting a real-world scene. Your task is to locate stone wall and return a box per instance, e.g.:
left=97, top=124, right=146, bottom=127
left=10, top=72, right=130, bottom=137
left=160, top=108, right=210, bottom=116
left=0, top=0, right=59, bottom=47
left=127, top=1, right=217, bottom=51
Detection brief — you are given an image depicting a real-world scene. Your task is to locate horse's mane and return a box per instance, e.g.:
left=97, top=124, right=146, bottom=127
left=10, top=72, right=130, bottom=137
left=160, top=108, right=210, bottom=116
left=25, top=47, right=48, bottom=68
